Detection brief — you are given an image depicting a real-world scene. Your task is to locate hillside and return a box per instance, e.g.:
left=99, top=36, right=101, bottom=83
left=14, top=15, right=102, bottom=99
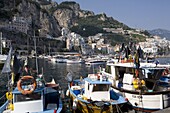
left=148, top=29, right=170, bottom=40
left=0, top=0, right=150, bottom=52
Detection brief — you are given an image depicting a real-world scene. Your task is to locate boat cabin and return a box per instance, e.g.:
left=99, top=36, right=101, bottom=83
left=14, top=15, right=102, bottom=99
left=12, top=87, right=44, bottom=113
left=84, top=76, right=111, bottom=101
left=103, top=62, right=167, bottom=91
left=10, top=86, right=60, bottom=113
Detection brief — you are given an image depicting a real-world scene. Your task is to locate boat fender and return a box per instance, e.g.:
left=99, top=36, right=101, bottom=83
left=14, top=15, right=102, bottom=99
left=72, top=98, right=78, bottom=110
left=82, top=95, right=87, bottom=100
left=7, top=103, right=14, bottom=110
left=6, top=92, right=13, bottom=100
left=133, top=78, right=145, bottom=89
left=141, top=80, right=145, bottom=86
left=66, top=89, right=70, bottom=96
left=133, top=78, right=139, bottom=89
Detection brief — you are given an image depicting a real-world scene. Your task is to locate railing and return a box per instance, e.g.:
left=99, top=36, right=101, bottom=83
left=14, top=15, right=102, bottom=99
left=0, top=94, right=7, bottom=106
left=0, top=94, right=8, bottom=113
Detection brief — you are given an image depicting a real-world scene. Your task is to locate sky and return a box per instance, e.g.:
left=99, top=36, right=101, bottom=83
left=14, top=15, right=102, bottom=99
left=56, top=0, right=170, bottom=31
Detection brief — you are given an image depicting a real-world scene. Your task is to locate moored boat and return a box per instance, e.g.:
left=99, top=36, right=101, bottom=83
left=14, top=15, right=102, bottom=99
left=0, top=48, right=63, bottom=113
left=85, top=58, right=106, bottom=66
left=102, top=60, right=170, bottom=112
left=66, top=72, right=132, bottom=113
left=66, top=56, right=84, bottom=64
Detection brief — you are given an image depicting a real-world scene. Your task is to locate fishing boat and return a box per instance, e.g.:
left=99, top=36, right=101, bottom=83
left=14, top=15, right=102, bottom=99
left=0, top=47, right=63, bottom=113
left=101, top=58, right=170, bottom=112
left=66, top=72, right=132, bottom=113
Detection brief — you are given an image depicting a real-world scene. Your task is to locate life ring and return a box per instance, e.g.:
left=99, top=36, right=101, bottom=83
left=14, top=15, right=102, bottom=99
left=17, top=76, right=37, bottom=95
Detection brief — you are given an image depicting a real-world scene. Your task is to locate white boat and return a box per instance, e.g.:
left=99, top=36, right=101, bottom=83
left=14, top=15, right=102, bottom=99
left=55, top=55, right=68, bottom=63
left=101, top=59, right=170, bottom=112
left=0, top=48, right=63, bottom=113
left=66, top=56, right=84, bottom=64
left=85, top=58, right=106, bottom=66
left=66, top=72, right=132, bottom=113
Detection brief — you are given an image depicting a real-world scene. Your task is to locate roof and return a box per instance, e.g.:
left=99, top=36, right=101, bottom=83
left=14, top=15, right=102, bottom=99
left=84, top=78, right=112, bottom=85
left=12, top=86, right=44, bottom=94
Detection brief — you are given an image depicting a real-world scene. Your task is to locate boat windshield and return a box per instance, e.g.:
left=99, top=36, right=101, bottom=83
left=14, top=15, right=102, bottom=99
left=14, top=92, right=41, bottom=102
left=92, top=84, right=109, bottom=92
left=145, top=68, right=165, bottom=79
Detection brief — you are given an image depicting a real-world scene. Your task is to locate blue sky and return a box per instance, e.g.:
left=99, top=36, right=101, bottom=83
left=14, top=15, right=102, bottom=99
left=56, top=0, right=170, bottom=31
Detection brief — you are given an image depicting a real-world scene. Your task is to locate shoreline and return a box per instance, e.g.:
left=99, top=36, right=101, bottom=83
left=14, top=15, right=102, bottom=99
left=156, top=55, right=170, bottom=58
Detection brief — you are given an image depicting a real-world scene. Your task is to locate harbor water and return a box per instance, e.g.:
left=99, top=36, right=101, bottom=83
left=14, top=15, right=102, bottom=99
left=0, top=58, right=106, bottom=96
left=0, top=57, right=170, bottom=112
left=0, top=57, right=170, bottom=94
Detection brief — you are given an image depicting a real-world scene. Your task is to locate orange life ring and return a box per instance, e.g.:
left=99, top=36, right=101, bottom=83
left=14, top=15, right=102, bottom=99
left=17, top=76, right=37, bottom=95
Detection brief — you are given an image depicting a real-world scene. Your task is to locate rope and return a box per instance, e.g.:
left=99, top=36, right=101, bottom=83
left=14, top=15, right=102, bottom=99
left=115, top=104, right=123, bottom=113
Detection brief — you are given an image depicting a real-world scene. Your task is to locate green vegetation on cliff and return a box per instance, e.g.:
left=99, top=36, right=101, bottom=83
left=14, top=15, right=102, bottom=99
left=70, top=14, right=131, bottom=37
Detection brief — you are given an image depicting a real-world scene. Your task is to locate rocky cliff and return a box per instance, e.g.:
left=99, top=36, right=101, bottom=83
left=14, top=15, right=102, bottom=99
left=0, top=0, right=95, bottom=37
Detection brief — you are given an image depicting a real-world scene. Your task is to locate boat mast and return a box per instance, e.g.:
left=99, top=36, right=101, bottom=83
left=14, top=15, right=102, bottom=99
left=34, top=30, right=39, bottom=74
left=0, top=32, right=2, bottom=54
left=49, top=43, right=50, bottom=56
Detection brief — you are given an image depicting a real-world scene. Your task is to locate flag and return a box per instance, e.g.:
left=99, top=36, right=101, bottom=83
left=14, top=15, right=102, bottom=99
left=1, top=47, right=12, bottom=74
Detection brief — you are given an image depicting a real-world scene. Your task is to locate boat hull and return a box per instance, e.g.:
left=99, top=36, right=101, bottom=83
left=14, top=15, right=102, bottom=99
left=68, top=87, right=131, bottom=113
left=112, top=86, right=170, bottom=112
left=69, top=91, right=112, bottom=113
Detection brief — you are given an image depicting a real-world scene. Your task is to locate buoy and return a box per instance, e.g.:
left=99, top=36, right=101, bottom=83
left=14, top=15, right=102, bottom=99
left=6, top=92, right=13, bottom=100
left=82, top=95, right=87, bottom=100
left=141, top=80, right=145, bottom=86
left=7, top=103, right=14, bottom=110
left=133, top=78, right=139, bottom=89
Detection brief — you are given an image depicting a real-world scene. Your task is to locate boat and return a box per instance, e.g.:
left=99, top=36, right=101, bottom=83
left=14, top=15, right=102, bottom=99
left=85, top=58, right=106, bottom=66
left=66, top=72, right=132, bottom=113
left=66, top=56, right=84, bottom=64
left=55, top=55, right=68, bottom=63
left=101, top=58, right=170, bottom=112
left=0, top=47, right=63, bottom=113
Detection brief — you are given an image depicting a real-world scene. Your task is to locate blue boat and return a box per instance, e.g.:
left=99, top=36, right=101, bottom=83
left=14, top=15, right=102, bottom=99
left=0, top=48, right=63, bottom=113
left=66, top=73, right=132, bottom=113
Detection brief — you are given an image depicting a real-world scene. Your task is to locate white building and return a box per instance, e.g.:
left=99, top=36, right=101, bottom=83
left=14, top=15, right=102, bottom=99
left=142, top=46, right=158, bottom=54
left=0, top=16, right=30, bottom=34
left=1, top=38, right=12, bottom=49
